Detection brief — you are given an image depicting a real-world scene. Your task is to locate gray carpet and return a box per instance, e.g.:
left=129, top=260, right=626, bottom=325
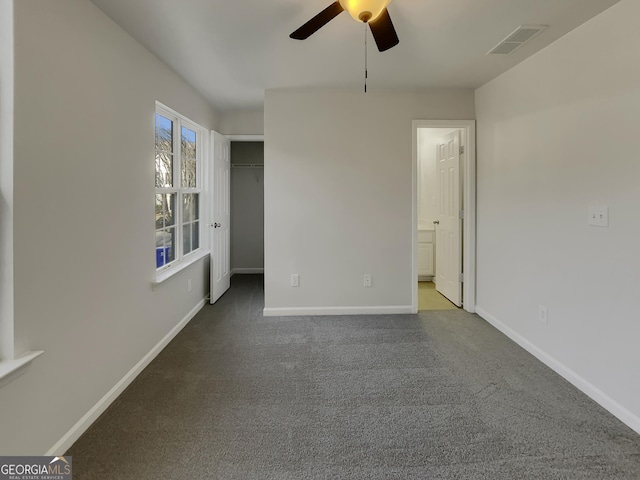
left=68, top=275, right=640, bottom=479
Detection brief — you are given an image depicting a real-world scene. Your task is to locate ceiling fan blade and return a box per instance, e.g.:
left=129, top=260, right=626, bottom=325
left=290, top=2, right=345, bottom=40
left=368, top=8, right=399, bottom=52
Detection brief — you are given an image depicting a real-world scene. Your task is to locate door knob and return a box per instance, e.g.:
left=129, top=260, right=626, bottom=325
left=214, top=222, right=221, bottom=228
left=433, top=220, right=440, bottom=225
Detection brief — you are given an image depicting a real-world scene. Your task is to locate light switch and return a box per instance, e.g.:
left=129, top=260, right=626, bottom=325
left=588, top=206, right=608, bottom=227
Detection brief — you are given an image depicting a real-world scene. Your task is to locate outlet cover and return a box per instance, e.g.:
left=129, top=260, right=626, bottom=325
left=588, top=206, right=609, bottom=227
left=291, top=274, right=300, bottom=287
left=539, top=304, right=548, bottom=325
left=364, top=274, right=372, bottom=288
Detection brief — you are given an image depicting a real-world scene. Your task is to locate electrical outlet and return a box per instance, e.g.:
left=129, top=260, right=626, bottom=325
left=291, top=274, right=300, bottom=287
left=187, top=279, right=192, bottom=292
left=588, top=206, right=609, bottom=227
left=364, top=274, right=372, bottom=288
left=539, top=304, right=548, bottom=325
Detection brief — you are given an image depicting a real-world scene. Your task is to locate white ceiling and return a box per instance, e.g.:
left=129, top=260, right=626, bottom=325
left=89, top=0, right=620, bottom=112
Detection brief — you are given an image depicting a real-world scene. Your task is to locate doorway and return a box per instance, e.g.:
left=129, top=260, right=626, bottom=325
left=412, top=121, right=476, bottom=314
left=210, top=134, right=264, bottom=304
left=229, top=136, right=264, bottom=277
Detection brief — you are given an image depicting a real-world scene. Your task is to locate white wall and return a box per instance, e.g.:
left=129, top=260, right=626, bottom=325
left=219, top=110, right=264, bottom=135
left=1, top=0, right=219, bottom=454
left=230, top=142, right=264, bottom=271
left=475, top=0, right=640, bottom=432
left=264, top=89, right=475, bottom=314
left=0, top=0, right=14, bottom=361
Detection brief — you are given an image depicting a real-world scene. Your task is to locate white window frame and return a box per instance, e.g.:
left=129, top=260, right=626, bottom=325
left=0, top=0, right=44, bottom=387
left=154, top=102, right=207, bottom=283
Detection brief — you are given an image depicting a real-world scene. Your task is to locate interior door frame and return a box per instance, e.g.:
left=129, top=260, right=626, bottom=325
left=227, top=134, right=264, bottom=277
left=412, top=120, right=476, bottom=314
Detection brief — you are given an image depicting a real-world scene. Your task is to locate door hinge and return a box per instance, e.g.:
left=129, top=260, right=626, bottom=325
left=459, top=145, right=465, bottom=155
left=459, top=273, right=464, bottom=283
left=459, top=210, right=464, bottom=219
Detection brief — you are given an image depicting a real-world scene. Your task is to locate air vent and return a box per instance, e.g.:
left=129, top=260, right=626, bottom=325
left=487, top=25, right=547, bottom=55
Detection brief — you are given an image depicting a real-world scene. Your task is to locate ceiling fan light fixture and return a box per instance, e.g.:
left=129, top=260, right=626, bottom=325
left=339, top=0, right=391, bottom=23
left=290, top=0, right=399, bottom=53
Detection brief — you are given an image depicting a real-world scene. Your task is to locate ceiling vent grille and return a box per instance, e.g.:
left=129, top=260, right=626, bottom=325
left=487, top=25, right=547, bottom=55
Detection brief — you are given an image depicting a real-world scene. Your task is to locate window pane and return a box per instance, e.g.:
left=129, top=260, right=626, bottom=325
left=181, top=126, right=196, bottom=157
left=155, top=114, right=173, bottom=151
left=182, top=157, right=197, bottom=188
left=155, top=151, right=173, bottom=188
left=165, top=194, right=176, bottom=227
left=155, top=193, right=175, bottom=229
left=156, top=114, right=174, bottom=188
left=166, top=229, right=176, bottom=263
left=181, top=127, right=197, bottom=188
left=183, top=223, right=192, bottom=256
left=182, top=194, right=199, bottom=223
left=155, top=195, right=164, bottom=229
left=192, top=221, right=199, bottom=250
left=155, top=228, right=175, bottom=268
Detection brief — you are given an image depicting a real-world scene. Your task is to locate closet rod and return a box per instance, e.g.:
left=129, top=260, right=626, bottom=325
left=231, top=164, right=264, bottom=169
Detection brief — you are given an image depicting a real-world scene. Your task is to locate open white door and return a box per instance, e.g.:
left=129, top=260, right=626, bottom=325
left=210, top=131, right=230, bottom=304
left=435, top=130, right=462, bottom=307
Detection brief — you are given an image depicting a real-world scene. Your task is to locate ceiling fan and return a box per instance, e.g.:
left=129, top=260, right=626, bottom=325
left=290, top=0, right=399, bottom=52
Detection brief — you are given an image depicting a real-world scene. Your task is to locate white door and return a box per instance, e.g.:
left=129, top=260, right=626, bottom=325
left=210, top=131, right=230, bottom=304
left=435, top=130, right=462, bottom=307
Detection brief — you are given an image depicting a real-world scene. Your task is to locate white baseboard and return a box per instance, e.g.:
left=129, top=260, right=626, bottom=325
left=46, top=298, right=208, bottom=456
left=475, top=306, right=640, bottom=435
left=263, top=305, right=414, bottom=317
left=231, top=268, right=264, bottom=275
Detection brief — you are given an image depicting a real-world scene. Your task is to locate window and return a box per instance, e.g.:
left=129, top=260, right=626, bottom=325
left=0, top=0, right=44, bottom=384
left=155, top=104, right=203, bottom=271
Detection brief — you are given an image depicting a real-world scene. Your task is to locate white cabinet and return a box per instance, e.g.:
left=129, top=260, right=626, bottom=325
left=418, top=230, right=434, bottom=279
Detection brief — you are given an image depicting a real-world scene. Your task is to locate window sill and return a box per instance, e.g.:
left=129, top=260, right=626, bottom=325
left=0, top=351, right=44, bottom=388
left=152, top=249, right=210, bottom=287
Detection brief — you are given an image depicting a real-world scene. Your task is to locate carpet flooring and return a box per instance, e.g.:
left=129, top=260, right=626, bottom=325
left=68, top=275, right=640, bottom=479
left=418, top=281, right=458, bottom=311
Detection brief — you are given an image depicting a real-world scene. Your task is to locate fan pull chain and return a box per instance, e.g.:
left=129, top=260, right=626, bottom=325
left=364, top=22, right=368, bottom=93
